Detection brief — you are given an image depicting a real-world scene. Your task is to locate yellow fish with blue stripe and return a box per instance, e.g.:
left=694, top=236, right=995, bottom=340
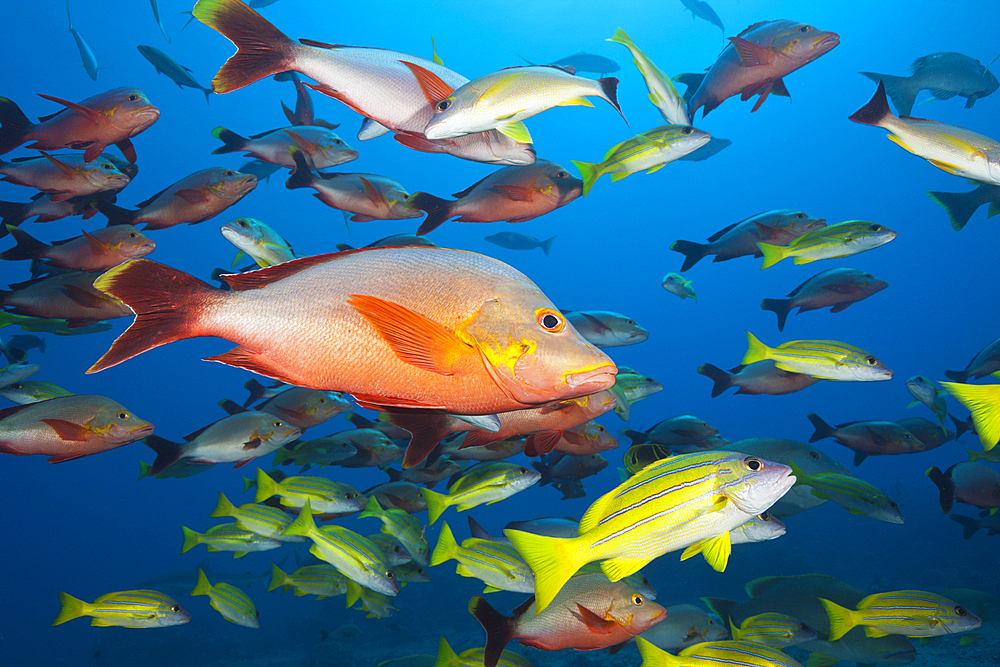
left=505, top=450, right=795, bottom=612
left=741, top=332, right=892, bottom=382
left=728, top=613, right=817, bottom=648
left=636, top=636, right=804, bottom=667
left=52, top=590, right=189, bottom=628
left=359, top=496, right=430, bottom=565
left=345, top=579, right=396, bottom=619
left=757, top=220, right=897, bottom=269
left=820, top=590, right=982, bottom=640
left=431, top=521, right=534, bottom=594
left=282, top=500, right=399, bottom=596
left=191, top=568, right=259, bottom=628
left=267, top=563, right=347, bottom=599
left=180, top=523, right=282, bottom=558
left=422, top=461, right=541, bottom=525
left=572, top=124, right=711, bottom=196
left=787, top=460, right=904, bottom=524
left=210, top=491, right=305, bottom=542
left=253, top=468, right=366, bottom=514
left=432, top=635, right=532, bottom=667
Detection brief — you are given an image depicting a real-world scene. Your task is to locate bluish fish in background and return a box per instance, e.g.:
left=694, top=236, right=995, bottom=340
left=239, top=381, right=352, bottom=430
left=896, top=416, right=954, bottom=449
left=662, top=273, right=697, bottom=301
left=905, top=377, right=949, bottom=423
left=806, top=413, right=921, bottom=466
left=944, top=336, right=1000, bottom=382
left=66, top=1, right=99, bottom=81
left=267, top=562, right=347, bottom=598
left=407, top=160, right=582, bottom=235
left=638, top=603, right=728, bottom=651
left=572, top=124, right=710, bottom=196
left=561, top=310, right=648, bottom=347
left=860, top=52, right=998, bottom=116
left=484, top=232, right=556, bottom=256
left=336, top=233, right=437, bottom=251
left=212, top=124, right=358, bottom=170
left=927, top=182, right=1000, bottom=231
left=237, top=159, right=281, bottom=183
left=190, top=568, right=259, bottom=628
left=532, top=451, right=608, bottom=485
left=621, top=414, right=722, bottom=452
left=679, top=137, right=733, bottom=161
left=607, top=28, right=688, bottom=125
left=136, top=46, right=213, bottom=104
left=149, top=0, right=170, bottom=43
left=551, top=478, right=586, bottom=499
left=679, top=0, right=724, bottom=35
left=52, top=590, right=189, bottom=628
left=741, top=332, right=892, bottom=382
left=761, top=268, right=888, bottom=332
left=786, top=460, right=904, bottom=523
left=521, top=52, right=621, bottom=75
left=950, top=512, right=1000, bottom=539
left=685, top=20, right=839, bottom=117
left=850, top=81, right=1000, bottom=186
left=925, top=461, right=1000, bottom=513
left=671, top=209, right=827, bottom=271
left=730, top=512, right=786, bottom=547
left=0, top=380, right=72, bottom=404
left=0, top=360, right=38, bottom=388
left=697, top=360, right=819, bottom=398
left=221, top=217, right=296, bottom=268
left=758, top=221, right=897, bottom=268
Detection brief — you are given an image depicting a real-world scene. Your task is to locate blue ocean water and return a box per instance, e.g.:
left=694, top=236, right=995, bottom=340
left=2, top=1, right=999, bottom=665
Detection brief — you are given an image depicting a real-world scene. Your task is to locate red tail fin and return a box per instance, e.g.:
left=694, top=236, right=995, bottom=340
left=192, top=0, right=295, bottom=94
left=849, top=80, right=893, bottom=126
left=87, top=259, right=224, bottom=373
left=468, top=596, right=516, bottom=667
left=382, top=411, right=464, bottom=468
left=597, top=77, right=626, bottom=124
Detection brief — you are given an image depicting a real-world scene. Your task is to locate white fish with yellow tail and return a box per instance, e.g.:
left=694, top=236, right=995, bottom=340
left=663, top=273, right=697, bottom=301
left=221, top=217, right=296, bottom=268
left=418, top=64, right=625, bottom=143
left=850, top=80, right=1000, bottom=185
left=606, top=28, right=688, bottom=124
left=505, top=450, right=795, bottom=612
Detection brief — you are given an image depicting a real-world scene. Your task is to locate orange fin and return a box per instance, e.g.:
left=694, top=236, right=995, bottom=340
left=358, top=176, right=385, bottom=207
left=174, top=188, right=212, bottom=204
left=394, top=132, right=446, bottom=153
left=233, top=458, right=254, bottom=469
left=574, top=604, right=617, bottom=633
left=460, top=430, right=503, bottom=450
left=729, top=36, right=774, bottom=66
left=82, top=229, right=111, bottom=255
left=40, top=418, right=91, bottom=442
left=204, top=346, right=299, bottom=385
left=492, top=184, right=535, bottom=202
left=351, top=393, right=447, bottom=411
left=83, top=143, right=108, bottom=163
left=347, top=294, right=471, bottom=375
left=524, top=430, right=562, bottom=457
left=40, top=152, right=78, bottom=178
left=400, top=61, right=455, bottom=105
left=36, top=94, right=102, bottom=124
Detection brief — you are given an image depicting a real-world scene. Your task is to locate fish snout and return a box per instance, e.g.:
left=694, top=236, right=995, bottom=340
left=565, top=364, right=618, bottom=394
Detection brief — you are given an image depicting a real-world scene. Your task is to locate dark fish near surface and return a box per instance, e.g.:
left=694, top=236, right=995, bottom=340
left=97, top=167, right=256, bottom=230
left=687, top=20, right=839, bottom=117
left=0, top=394, right=153, bottom=462
left=485, top=232, right=556, bottom=256
left=1, top=224, right=155, bottom=272
left=137, top=45, right=213, bottom=103
left=0, top=88, right=160, bottom=162
left=469, top=572, right=665, bottom=667
left=945, top=336, right=1000, bottom=383
left=67, top=0, right=99, bottom=81
left=532, top=451, right=608, bottom=484
left=697, top=360, right=819, bottom=397
left=670, top=209, right=826, bottom=272
left=1, top=271, right=132, bottom=325
left=807, top=413, right=920, bottom=466
left=927, top=183, right=1000, bottom=231
left=680, top=0, right=724, bottom=34
left=860, top=52, right=998, bottom=116
left=761, top=268, right=888, bottom=332
left=926, top=461, right=1000, bottom=513
left=407, top=160, right=582, bottom=235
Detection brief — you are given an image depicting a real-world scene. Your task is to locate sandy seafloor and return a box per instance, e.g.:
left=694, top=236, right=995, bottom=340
left=3, top=0, right=1000, bottom=665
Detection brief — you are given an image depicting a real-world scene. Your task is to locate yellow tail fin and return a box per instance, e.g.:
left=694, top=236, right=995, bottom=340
left=504, top=528, right=581, bottom=613
left=209, top=491, right=238, bottom=519
left=267, top=564, right=291, bottom=593
left=254, top=467, right=280, bottom=503
left=741, top=331, right=772, bottom=366
left=421, top=488, right=451, bottom=526
left=190, top=568, right=213, bottom=597
left=571, top=160, right=602, bottom=197
left=430, top=521, right=460, bottom=566
left=757, top=242, right=787, bottom=269
left=635, top=636, right=681, bottom=666
left=281, top=500, right=317, bottom=539
left=941, top=382, right=1000, bottom=451
left=819, top=597, right=857, bottom=641
left=180, top=526, right=202, bottom=554
left=51, top=591, right=88, bottom=626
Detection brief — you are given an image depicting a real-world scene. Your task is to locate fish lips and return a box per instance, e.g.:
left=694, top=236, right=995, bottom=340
left=730, top=461, right=796, bottom=514
left=564, top=365, right=619, bottom=395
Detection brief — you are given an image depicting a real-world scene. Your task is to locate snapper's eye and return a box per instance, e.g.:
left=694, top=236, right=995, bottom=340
left=795, top=212, right=806, bottom=218
left=536, top=309, right=565, bottom=333
left=117, top=412, right=129, bottom=420
left=555, top=171, right=568, bottom=178
left=273, top=420, right=283, bottom=427
left=865, top=356, right=878, bottom=366
left=171, top=605, right=181, bottom=612
left=129, top=232, right=137, bottom=238
left=744, top=457, right=762, bottom=471
left=799, top=25, right=812, bottom=32
left=225, top=170, right=236, bottom=177
left=869, top=224, right=882, bottom=232
left=956, top=606, right=968, bottom=617
left=631, top=594, right=644, bottom=606
left=759, top=512, right=770, bottom=521
left=237, top=219, right=248, bottom=228
left=681, top=126, right=693, bottom=134
left=128, top=94, right=139, bottom=101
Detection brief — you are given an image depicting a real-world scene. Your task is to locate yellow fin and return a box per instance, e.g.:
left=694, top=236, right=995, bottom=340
left=679, top=531, right=732, bottom=572
left=635, top=636, right=680, bottom=667
left=479, top=73, right=521, bottom=104
left=886, top=133, right=918, bottom=155
left=430, top=521, right=459, bottom=566
left=741, top=331, right=771, bottom=366
left=865, top=627, right=890, bottom=638
left=927, top=158, right=964, bottom=175
left=579, top=484, right=620, bottom=534
left=645, top=163, right=667, bottom=175
left=806, top=653, right=840, bottom=667
left=420, top=488, right=451, bottom=525
left=51, top=592, right=88, bottom=626
left=496, top=120, right=532, bottom=144
left=792, top=255, right=820, bottom=264
left=556, top=96, right=595, bottom=107
left=757, top=242, right=788, bottom=269
left=571, top=160, right=601, bottom=197
left=504, top=528, right=581, bottom=613
left=819, top=598, right=857, bottom=642
left=938, top=133, right=985, bottom=156
left=610, top=171, right=631, bottom=181
left=941, top=382, right=1000, bottom=450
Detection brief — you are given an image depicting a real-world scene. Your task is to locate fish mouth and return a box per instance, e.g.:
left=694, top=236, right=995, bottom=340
left=131, top=424, right=156, bottom=439
left=816, top=33, right=840, bottom=51
left=565, top=365, right=618, bottom=392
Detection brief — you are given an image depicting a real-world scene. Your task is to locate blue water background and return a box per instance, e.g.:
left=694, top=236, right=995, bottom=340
left=1, top=1, right=999, bottom=665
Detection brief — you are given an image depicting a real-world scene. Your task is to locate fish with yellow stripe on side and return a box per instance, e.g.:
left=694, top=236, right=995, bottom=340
left=253, top=468, right=367, bottom=514
left=267, top=563, right=347, bottom=599
left=431, top=521, right=534, bottom=594
left=180, top=523, right=282, bottom=558
left=281, top=500, right=399, bottom=596
left=820, top=590, right=981, bottom=640
left=422, top=461, right=541, bottom=525
left=358, top=496, right=430, bottom=565
left=345, top=579, right=396, bottom=619
left=52, top=590, right=190, bottom=628
left=741, top=332, right=892, bottom=382
left=505, top=450, right=795, bottom=613
left=572, top=125, right=711, bottom=196
left=728, top=613, right=817, bottom=648
left=606, top=28, right=688, bottom=125
left=941, top=382, right=1000, bottom=451
left=190, top=568, right=259, bottom=628
left=757, top=220, right=897, bottom=269
left=210, top=491, right=305, bottom=542
left=850, top=80, right=1000, bottom=186
left=636, top=635, right=804, bottom=667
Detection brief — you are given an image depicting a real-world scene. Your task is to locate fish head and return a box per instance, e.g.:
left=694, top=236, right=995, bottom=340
left=579, top=453, right=609, bottom=475
left=721, top=454, right=796, bottom=515
left=769, top=210, right=827, bottom=236
left=983, top=65, right=1000, bottom=95
left=81, top=157, right=131, bottom=191
left=256, top=417, right=302, bottom=446
left=108, top=226, right=156, bottom=259
left=770, top=23, right=840, bottom=64
left=532, top=160, right=584, bottom=204
left=208, top=168, right=258, bottom=200
left=92, top=401, right=155, bottom=444
left=843, top=221, right=897, bottom=251
left=367, top=565, right=401, bottom=597
left=153, top=599, right=191, bottom=627
left=609, top=584, right=668, bottom=635
left=221, top=217, right=268, bottom=248
left=658, top=124, right=713, bottom=155
left=423, top=83, right=490, bottom=140
left=985, top=148, right=1000, bottom=184
left=298, top=390, right=352, bottom=420
left=844, top=350, right=893, bottom=381
left=99, top=87, right=161, bottom=135
left=463, top=293, right=618, bottom=405
left=739, top=511, right=787, bottom=542
left=101, top=154, right=139, bottom=180
left=317, top=134, right=360, bottom=166
left=855, top=272, right=889, bottom=296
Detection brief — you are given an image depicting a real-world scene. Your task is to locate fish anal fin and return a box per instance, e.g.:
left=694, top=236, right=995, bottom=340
left=115, top=138, right=136, bottom=163
left=347, top=294, right=472, bottom=375
left=927, top=158, right=965, bottom=176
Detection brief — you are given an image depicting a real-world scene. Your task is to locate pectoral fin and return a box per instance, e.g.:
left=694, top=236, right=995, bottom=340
left=496, top=120, right=532, bottom=144
left=36, top=94, right=102, bottom=124
left=492, top=184, right=535, bottom=202
left=41, top=418, right=91, bottom=442
left=574, top=604, right=617, bottom=633
left=729, top=37, right=775, bottom=66
left=174, top=188, right=212, bottom=204
left=358, top=177, right=386, bottom=207
left=347, top=294, right=472, bottom=375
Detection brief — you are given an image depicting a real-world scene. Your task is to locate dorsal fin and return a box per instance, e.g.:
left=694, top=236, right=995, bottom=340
left=221, top=252, right=355, bottom=291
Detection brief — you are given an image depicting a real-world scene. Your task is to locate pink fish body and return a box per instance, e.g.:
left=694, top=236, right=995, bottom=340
left=689, top=20, right=839, bottom=117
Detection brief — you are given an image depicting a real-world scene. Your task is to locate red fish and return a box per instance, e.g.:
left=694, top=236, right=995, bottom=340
left=1, top=224, right=155, bottom=271
left=87, top=248, right=616, bottom=418
left=686, top=20, right=839, bottom=117
left=2, top=272, right=132, bottom=326
left=0, top=394, right=154, bottom=462
left=470, top=572, right=666, bottom=667
left=0, top=88, right=160, bottom=162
